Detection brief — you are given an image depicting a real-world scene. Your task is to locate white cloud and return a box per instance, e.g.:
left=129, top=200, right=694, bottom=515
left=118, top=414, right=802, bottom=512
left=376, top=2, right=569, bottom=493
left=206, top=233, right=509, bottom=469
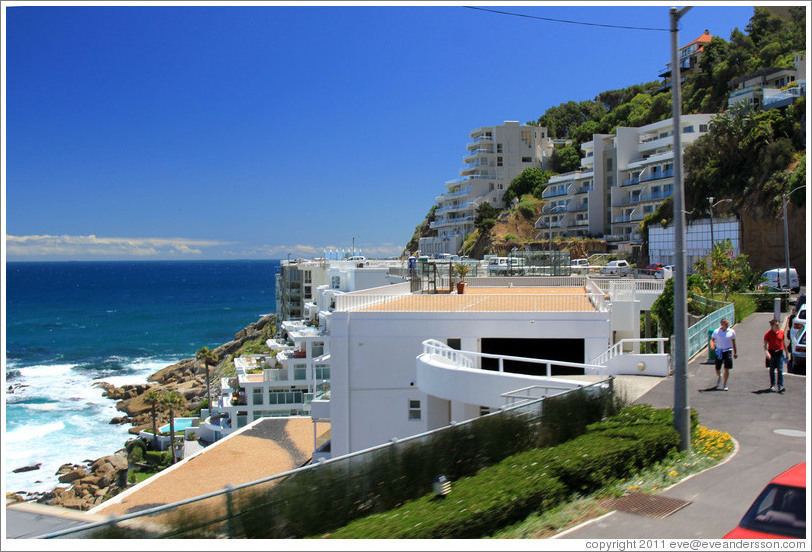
left=5, top=234, right=230, bottom=259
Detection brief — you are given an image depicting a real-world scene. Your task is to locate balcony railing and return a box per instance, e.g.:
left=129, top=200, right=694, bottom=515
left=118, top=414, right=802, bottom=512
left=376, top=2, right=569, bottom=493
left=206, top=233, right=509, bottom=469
left=542, top=188, right=568, bottom=198
left=567, top=204, right=588, bottom=213
left=640, top=169, right=673, bottom=183
left=445, top=174, right=497, bottom=185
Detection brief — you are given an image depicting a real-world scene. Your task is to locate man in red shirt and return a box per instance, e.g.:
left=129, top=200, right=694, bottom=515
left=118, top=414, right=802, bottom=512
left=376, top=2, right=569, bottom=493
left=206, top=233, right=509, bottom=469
left=764, top=319, right=790, bottom=393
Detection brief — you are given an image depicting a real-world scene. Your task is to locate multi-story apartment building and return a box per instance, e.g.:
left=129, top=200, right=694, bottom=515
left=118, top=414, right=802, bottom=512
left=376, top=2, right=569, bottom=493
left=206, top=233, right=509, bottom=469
left=419, top=121, right=553, bottom=256
left=659, top=30, right=714, bottom=90
left=535, top=114, right=713, bottom=249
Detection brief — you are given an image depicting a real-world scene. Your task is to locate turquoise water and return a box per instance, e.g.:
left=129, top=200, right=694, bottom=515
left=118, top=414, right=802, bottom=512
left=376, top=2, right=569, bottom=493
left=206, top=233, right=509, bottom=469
left=5, top=260, right=278, bottom=494
left=159, top=418, right=196, bottom=433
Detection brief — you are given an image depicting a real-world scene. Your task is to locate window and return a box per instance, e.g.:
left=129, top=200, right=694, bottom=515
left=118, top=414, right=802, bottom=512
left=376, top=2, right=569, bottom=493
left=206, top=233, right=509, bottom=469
left=606, top=158, right=613, bottom=171
left=408, top=400, right=422, bottom=420
left=522, top=156, right=532, bottom=163
left=315, top=365, right=330, bottom=380
left=497, top=156, right=503, bottom=167
left=480, top=406, right=491, bottom=416
left=331, top=276, right=341, bottom=289
left=683, top=125, right=694, bottom=133
left=252, top=388, right=264, bottom=405
left=268, top=389, right=304, bottom=405
left=304, top=286, right=312, bottom=299
left=496, top=143, right=503, bottom=153
left=312, top=342, right=325, bottom=357
left=304, top=271, right=312, bottom=284
left=294, top=364, right=307, bottom=380
left=700, top=124, right=709, bottom=133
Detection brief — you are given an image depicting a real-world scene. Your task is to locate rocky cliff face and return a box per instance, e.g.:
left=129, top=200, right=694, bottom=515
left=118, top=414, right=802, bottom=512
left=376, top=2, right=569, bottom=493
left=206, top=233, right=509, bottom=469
left=740, top=200, right=806, bottom=282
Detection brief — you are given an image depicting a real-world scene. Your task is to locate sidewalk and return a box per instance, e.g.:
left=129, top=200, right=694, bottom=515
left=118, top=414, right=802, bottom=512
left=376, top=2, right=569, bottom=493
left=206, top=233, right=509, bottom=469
left=560, top=311, right=807, bottom=539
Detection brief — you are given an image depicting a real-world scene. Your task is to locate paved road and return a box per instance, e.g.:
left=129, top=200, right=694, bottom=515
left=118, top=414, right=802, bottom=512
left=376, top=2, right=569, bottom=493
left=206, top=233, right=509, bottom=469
left=560, top=311, right=807, bottom=539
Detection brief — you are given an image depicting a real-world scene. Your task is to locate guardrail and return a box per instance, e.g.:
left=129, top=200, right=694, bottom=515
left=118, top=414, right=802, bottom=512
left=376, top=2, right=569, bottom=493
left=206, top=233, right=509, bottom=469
left=687, top=295, right=735, bottom=360
left=591, top=338, right=669, bottom=365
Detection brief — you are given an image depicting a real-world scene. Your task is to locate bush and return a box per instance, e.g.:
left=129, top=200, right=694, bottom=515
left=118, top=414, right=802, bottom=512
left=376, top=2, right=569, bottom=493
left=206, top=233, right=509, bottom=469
left=516, top=199, right=538, bottom=217
left=730, top=294, right=757, bottom=323
left=144, top=450, right=172, bottom=468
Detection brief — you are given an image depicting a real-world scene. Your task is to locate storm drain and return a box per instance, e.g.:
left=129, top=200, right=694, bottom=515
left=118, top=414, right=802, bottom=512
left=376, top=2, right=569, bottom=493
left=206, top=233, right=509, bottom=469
left=601, top=492, right=692, bottom=519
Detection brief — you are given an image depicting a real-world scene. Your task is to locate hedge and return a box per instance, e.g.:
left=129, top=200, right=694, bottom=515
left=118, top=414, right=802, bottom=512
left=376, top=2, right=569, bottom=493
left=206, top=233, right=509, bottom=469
left=325, top=406, right=680, bottom=539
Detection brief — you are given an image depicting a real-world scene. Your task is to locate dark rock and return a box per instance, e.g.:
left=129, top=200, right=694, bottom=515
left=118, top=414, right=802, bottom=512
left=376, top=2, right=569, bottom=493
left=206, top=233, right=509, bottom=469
left=13, top=463, right=41, bottom=473
left=58, top=469, right=87, bottom=483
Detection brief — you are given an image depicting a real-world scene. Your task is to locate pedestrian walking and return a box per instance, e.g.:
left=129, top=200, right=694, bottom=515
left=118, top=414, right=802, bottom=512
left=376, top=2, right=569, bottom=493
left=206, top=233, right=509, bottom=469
left=710, top=318, right=737, bottom=391
left=763, top=319, right=790, bottom=393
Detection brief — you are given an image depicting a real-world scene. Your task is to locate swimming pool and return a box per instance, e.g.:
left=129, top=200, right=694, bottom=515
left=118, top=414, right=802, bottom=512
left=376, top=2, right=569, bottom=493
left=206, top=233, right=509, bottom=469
left=159, top=417, right=195, bottom=433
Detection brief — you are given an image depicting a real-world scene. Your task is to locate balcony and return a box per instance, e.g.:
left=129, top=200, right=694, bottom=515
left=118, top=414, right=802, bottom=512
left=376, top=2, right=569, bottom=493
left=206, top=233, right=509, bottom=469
left=466, top=135, right=494, bottom=150
left=622, top=176, right=640, bottom=187
left=573, top=186, right=593, bottom=195
left=542, top=187, right=568, bottom=199
left=445, top=174, right=497, bottom=186
left=640, top=169, right=673, bottom=183
left=567, top=203, right=588, bottom=213
left=568, top=219, right=589, bottom=227
left=430, top=215, right=474, bottom=229
left=463, top=148, right=494, bottom=162
left=436, top=201, right=475, bottom=215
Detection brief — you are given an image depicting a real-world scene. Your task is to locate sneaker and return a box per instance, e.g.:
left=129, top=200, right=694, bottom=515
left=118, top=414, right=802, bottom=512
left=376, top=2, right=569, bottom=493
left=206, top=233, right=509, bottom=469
left=770, top=386, right=777, bottom=392
left=723, top=386, right=729, bottom=391
left=778, top=386, right=785, bottom=393
left=715, top=376, right=721, bottom=389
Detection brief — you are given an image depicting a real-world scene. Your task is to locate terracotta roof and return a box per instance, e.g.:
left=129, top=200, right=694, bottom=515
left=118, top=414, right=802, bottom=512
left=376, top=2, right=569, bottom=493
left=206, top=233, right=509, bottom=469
left=685, top=30, right=713, bottom=50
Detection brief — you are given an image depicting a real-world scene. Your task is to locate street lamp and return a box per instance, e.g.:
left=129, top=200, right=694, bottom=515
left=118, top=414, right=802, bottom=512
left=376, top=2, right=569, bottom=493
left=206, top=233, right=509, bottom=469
left=352, top=235, right=359, bottom=258
left=782, top=185, right=806, bottom=292
left=708, top=197, right=732, bottom=297
left=670, top=5, right=692, bottom=453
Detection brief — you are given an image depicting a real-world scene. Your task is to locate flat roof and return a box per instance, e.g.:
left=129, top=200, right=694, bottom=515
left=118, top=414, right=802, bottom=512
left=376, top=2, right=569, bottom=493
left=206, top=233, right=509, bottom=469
left=92, top=417, right=327, bottom=519
left=351, top=286, right=596, bottom=313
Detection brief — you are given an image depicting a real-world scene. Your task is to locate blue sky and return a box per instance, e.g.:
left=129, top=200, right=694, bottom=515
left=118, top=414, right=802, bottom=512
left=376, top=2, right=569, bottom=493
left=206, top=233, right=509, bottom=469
left=4, top=2, right=760, bottom=261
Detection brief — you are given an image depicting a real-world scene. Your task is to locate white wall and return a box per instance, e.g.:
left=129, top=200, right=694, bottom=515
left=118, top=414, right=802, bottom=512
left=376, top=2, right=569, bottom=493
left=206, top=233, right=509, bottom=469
left=328, top=309, right=611, bottom=456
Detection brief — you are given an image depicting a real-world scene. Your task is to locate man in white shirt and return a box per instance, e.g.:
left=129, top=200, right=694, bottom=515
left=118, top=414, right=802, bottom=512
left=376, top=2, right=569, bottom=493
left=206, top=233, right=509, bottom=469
left=710, top=318, right=737, bottom=391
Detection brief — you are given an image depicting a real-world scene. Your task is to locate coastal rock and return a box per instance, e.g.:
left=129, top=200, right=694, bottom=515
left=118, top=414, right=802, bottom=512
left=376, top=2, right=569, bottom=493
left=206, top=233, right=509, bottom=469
left=55, top=463, right=78, bottom=475
left=12, top=463, right=42, bottom=473
left=58, top=468, right=87, bottom=483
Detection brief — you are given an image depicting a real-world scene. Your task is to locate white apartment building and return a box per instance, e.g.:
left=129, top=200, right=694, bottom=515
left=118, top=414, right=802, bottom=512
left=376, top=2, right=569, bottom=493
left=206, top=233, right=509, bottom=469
left=326, top=277, right=668, bottom=457
left=535, top=115, right=713, bottom=249
left=419, top=121, right=553, bottom=256
left=203, top=259, right=407, bottom=442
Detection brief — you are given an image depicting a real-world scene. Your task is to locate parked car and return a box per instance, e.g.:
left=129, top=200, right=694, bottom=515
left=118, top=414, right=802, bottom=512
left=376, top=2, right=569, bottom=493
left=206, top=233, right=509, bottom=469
left=724, top=462, right=806, bottom=539
left=654, top=265, right=675, bottom=279
left=600, top=260, right=631, bottom=276
left=758, top=268, right=800, bottom=293
left=646, top=263, right=665, bottom=272
left=788, top=328, right=805, bottom=375
left=789, top=304, right=806, bottom=343
left=571, top=258, right=590, bottom=273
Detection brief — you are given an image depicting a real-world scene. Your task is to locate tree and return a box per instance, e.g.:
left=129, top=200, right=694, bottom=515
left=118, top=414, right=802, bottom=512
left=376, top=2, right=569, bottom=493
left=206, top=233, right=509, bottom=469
left=550, top=145, right=581, bottom=173
left=503, top=168, right=554, bottom=205
left=160, top=391, right=187, bottom=464
left=692, top=238, right=754, bottom=300
left=196, top=346, right=218, bottom=417
left=474, top=202, right=500, bottom=233
left=143, top=389, right=163, bottom=451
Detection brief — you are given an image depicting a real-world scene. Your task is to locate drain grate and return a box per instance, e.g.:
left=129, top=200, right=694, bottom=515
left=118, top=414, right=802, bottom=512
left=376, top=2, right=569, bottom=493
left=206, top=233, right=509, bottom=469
left=601, top=492, right=692, bottom=519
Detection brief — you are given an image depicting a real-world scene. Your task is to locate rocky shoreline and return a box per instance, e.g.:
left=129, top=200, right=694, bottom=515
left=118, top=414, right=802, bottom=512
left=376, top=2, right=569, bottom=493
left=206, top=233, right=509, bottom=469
left=7, top=314, right=275, bottom=511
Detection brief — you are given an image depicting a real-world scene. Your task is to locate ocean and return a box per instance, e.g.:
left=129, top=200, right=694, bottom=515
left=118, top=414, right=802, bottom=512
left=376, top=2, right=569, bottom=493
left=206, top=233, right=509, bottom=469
left=4, top=260, right=279, bottom=495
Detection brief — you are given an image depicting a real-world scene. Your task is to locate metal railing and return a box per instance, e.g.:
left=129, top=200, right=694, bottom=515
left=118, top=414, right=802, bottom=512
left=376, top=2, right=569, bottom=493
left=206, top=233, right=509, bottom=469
left=37, top=380, right=615, bottom=539
left=686, top=295, right=735, bottom=360
left=591, top=338, right=669, bottom=365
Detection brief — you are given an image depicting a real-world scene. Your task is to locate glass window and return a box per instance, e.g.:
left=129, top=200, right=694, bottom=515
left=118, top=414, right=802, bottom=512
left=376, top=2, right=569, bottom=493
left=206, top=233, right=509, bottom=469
left=522, top=157, right=532, bottom=163
left=700, top=124, right=709, bottom=133
left=294, top=364, right=307, bottom=380
left=315, top=365, right=330, bottom=380
left=408, top=399, right=421, bottom=420
left=252, top=388, right=264, bottom=405
left=331, top=276, right=341, bottom=289
left=683, top=125, right=694, bottom=133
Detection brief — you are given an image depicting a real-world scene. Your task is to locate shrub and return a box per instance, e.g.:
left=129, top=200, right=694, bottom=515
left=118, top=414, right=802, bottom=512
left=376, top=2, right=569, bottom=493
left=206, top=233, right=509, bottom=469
left=144, top=450, right=172, bottom=468
left=729, top=294, right=757, bottom=323
left=326, top=405, right=679, bottom=539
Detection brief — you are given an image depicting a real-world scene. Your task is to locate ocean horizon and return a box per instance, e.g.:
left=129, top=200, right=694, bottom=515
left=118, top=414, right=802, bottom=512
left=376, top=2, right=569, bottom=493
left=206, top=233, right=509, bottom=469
left=4, top=259, right=279, bottom=495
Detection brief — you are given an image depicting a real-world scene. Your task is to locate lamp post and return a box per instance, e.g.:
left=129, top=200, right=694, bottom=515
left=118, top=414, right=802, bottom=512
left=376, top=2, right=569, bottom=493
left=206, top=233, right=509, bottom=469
left=708, top=197, right=732, bottom=297
left=783, top=185, right=806, bottom=291
left=670, top=5, right=691, bottom=453
left=352, top=235, right=359, bottom=258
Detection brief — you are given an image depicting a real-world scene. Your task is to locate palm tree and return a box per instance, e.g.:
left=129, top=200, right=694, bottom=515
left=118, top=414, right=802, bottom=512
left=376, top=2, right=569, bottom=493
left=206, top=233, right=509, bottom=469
left=143, top=389, right=163, bottom=451
left=160, top=391, right=187, bottom=464
left=196, top=346, right=218, bottom=415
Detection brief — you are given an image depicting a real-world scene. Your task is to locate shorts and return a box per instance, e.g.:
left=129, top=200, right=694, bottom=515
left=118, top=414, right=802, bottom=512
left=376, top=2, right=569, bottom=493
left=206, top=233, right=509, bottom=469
left=715, top=349, right=733, bottom=370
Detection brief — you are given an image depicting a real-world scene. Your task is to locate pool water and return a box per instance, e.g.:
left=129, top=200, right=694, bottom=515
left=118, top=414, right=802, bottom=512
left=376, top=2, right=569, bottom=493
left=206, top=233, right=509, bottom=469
left=159, top=417, right=195, bottom=433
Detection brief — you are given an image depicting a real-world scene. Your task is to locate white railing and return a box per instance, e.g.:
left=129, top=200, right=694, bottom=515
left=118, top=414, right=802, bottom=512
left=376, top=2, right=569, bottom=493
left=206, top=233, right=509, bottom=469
left=335, top=293, right=598, bottom=313
left=591, top=338, right=669, bottom=365
left=421, top=339, right=475, bottom=369
left=421, top=340, right=605, bottom=377
left=467, top=276, right=587, bottom=287
left=585, top=278, right=607, bottom=312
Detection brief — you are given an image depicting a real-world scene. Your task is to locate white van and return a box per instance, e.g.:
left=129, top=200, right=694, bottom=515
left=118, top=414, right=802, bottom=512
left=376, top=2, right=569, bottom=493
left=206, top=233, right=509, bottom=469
left=759, top=268, right=799, bottom=293
left=570, top=259, right=590, bottom=273
left=600, top=260, right=631, bottom=276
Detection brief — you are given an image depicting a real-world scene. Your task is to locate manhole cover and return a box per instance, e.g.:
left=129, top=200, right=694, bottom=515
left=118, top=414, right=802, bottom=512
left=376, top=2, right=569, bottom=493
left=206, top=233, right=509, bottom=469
left=601, top=492, right=692, bottom=519
left=774, top=429, right=806, bottom=438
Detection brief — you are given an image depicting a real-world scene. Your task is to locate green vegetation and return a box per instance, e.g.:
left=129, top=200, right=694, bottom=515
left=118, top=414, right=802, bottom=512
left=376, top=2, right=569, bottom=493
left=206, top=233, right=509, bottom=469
left=220, top=319, right=277, bottom=377
left=503, top=167, right=555, bottom=205
left=325, top=405, right=682, bottom=538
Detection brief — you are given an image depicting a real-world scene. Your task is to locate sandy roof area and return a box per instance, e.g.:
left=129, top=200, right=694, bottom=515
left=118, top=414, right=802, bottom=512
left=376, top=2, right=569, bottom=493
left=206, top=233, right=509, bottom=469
left=93, top=417, right=328, bottom=519
left=354, top=286, right=596, bottom=312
